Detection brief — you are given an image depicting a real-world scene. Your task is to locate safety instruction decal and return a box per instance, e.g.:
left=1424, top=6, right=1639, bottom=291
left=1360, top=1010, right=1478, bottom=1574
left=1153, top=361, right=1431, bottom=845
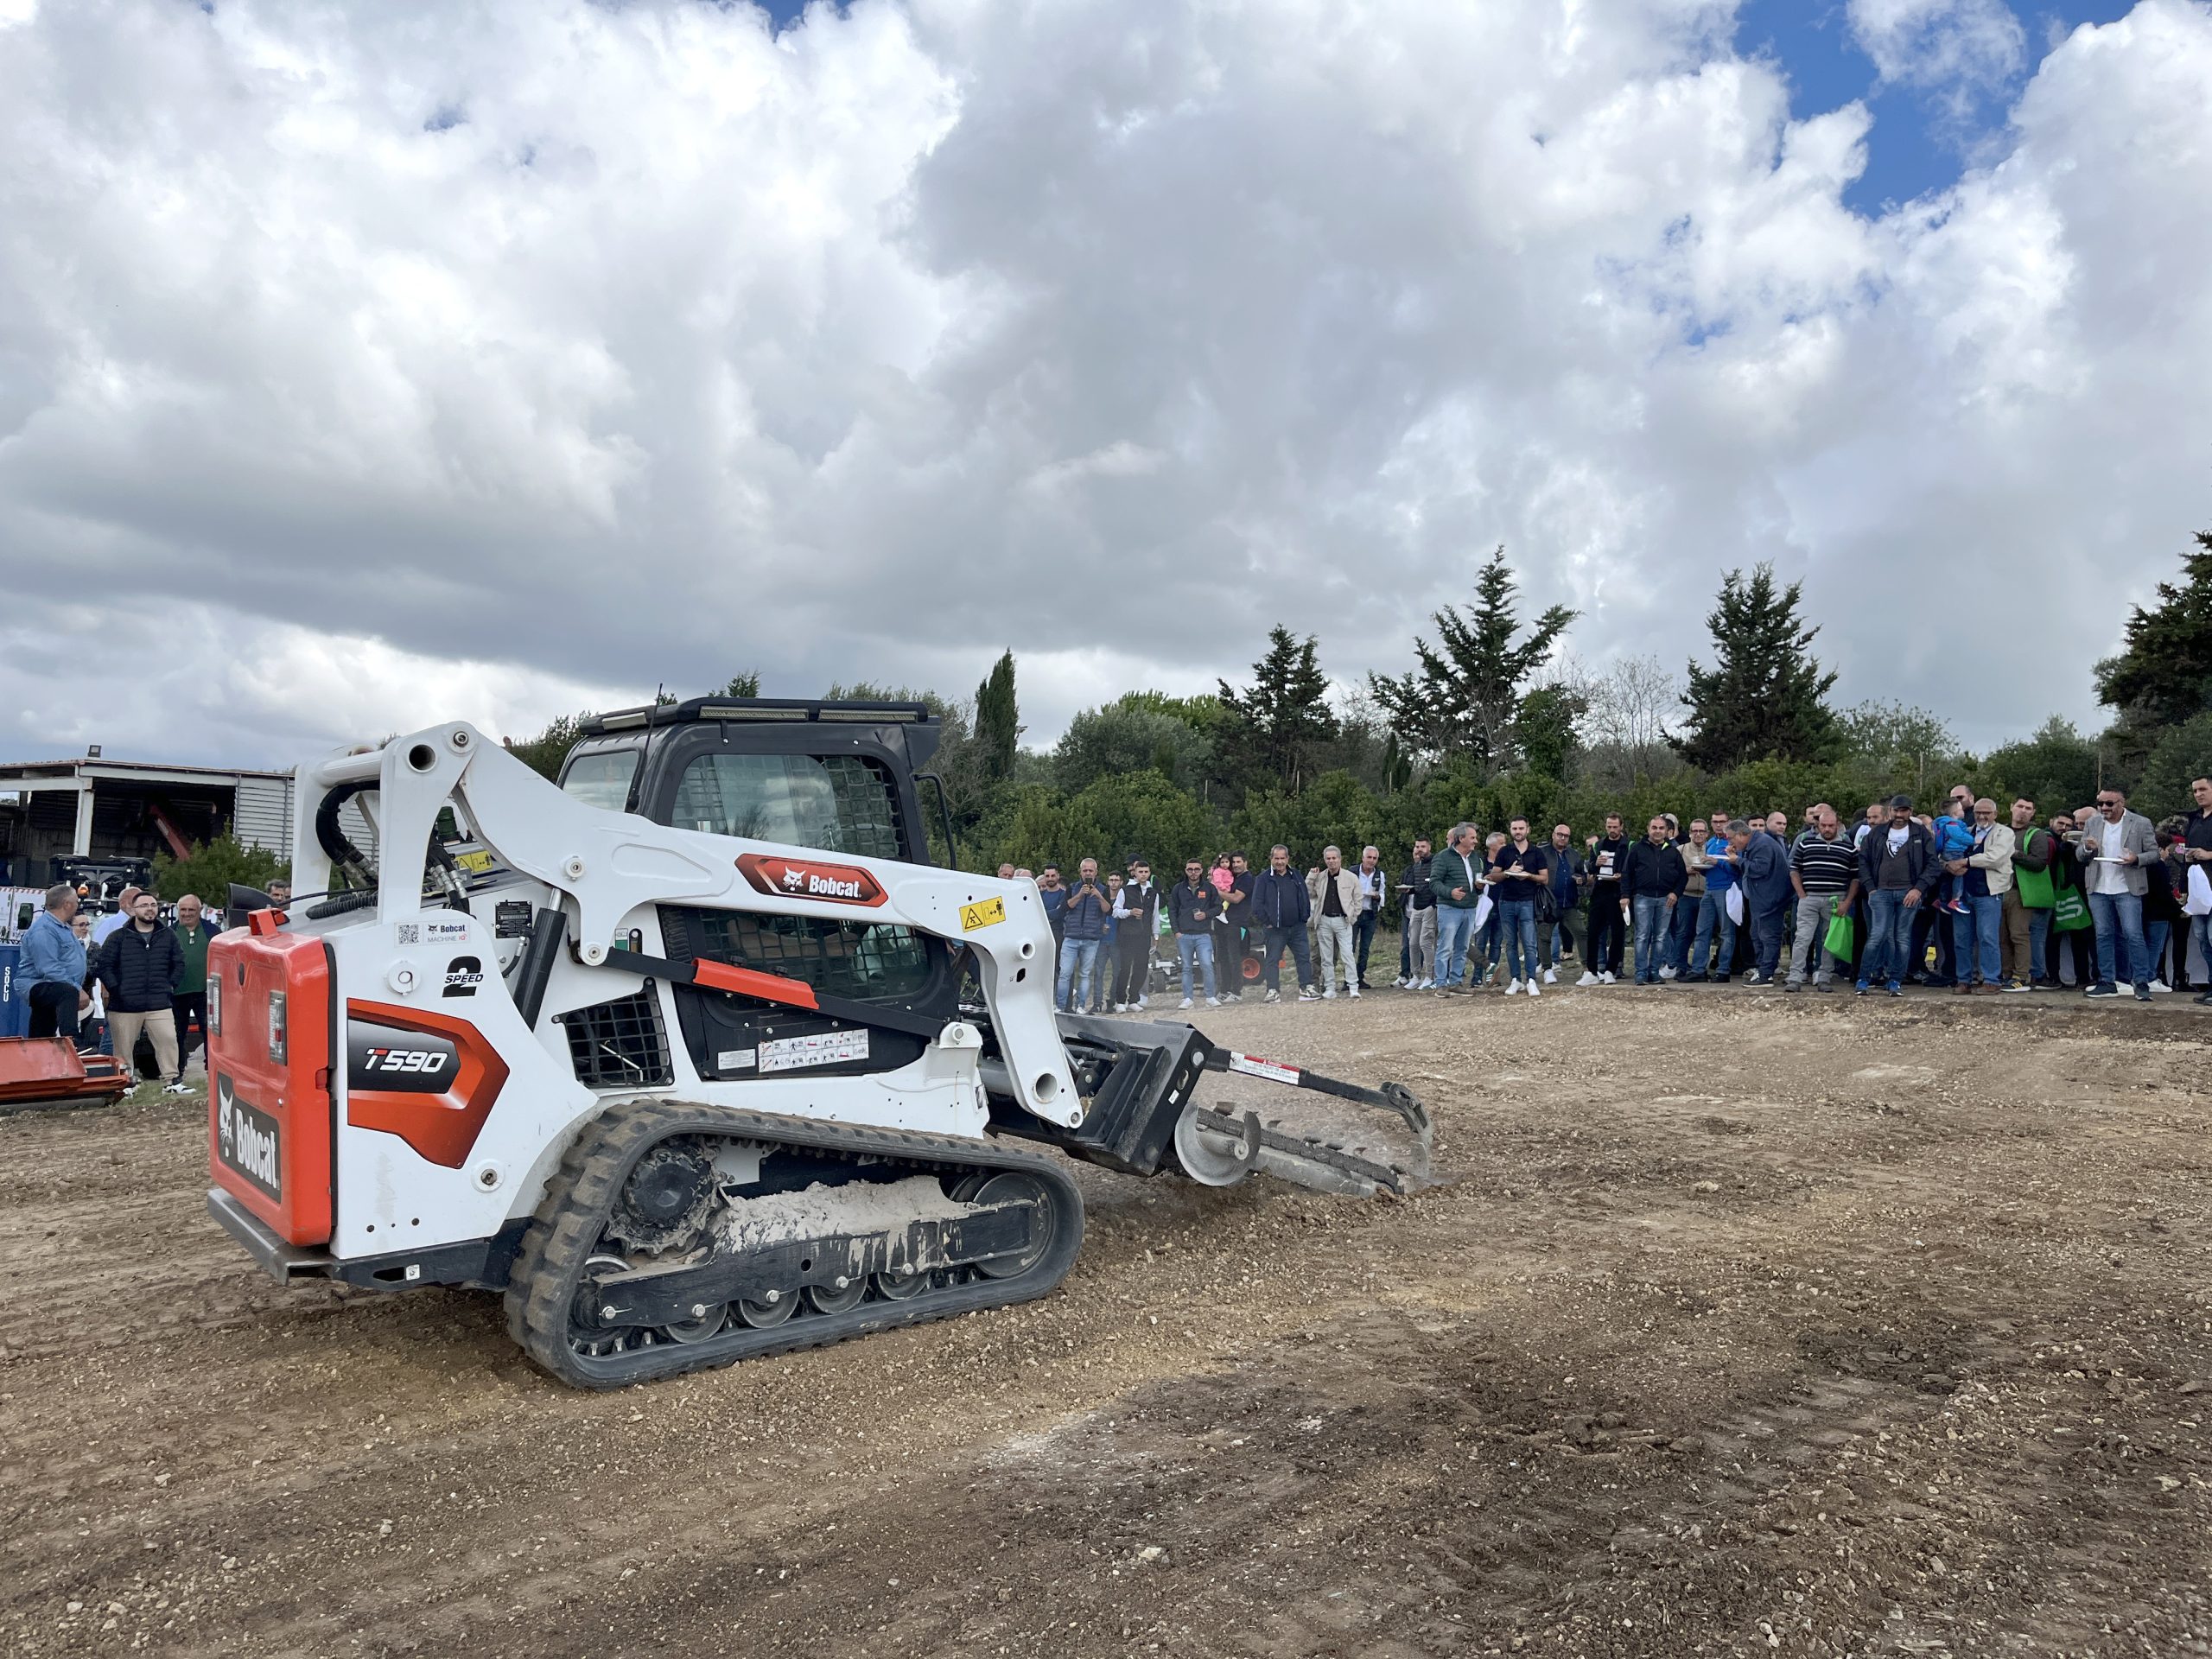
left=757, top=1029, right=870, bottom=1074
left=960, top=896, right=1006, bottom=931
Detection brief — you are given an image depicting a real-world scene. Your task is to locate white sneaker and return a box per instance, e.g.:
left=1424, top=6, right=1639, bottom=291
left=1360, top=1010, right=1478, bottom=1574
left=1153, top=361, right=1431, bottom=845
left=1205, top=995, right=1221, bottom=1007
left=1417, top=977, right=1434, bottom=989
left=1348, top=985, right=1360, bottom=999
left=1322, top=988, right=1337, bottom=1000
left=2151, top=979, right=2173, bottom=995
left=1526, top=981, right=1540, bottom=998
left=1298, top=988, right=1319, bottom=1002
left=1659, top=965, right=1677, bottom=980
left=1599, top=971, right=1616, bottom=985
left=1178, top=997, right=1193, bottom=1010
left=1264, top=988, right=1281, bottom=1003
left=1577, top=972, right=1599, bottom=988
left=1505, top=979, right=1522, bottom=996
left=1392, top=976, right=1407, bottom=988
left=1542, top=969, right=1556, bottom=985
left=1135, top=997, right=1149, bottom=1010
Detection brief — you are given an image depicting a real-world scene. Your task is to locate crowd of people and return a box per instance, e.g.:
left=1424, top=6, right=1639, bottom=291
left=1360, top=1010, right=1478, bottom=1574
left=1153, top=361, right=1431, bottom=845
left=14, top=878, right=284, bottom=1084
left=1007, top=778, right=2212, bottom=1011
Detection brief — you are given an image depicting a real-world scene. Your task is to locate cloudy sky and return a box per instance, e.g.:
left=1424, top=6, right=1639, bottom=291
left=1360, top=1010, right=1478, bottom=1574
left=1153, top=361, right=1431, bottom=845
left=1, top=0, right=2206, bottom=769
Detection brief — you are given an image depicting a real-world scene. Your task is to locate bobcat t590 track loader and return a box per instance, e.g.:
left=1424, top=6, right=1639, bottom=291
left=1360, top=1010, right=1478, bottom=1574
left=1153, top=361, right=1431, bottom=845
left=204, top=698, right=1427, bottom=1388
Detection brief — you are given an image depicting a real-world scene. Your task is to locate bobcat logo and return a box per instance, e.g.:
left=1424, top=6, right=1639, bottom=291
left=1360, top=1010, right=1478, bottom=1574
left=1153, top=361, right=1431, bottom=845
left=214, top=1073, right=281, bottom=1197
left=781, top=868, right=808, bottom=892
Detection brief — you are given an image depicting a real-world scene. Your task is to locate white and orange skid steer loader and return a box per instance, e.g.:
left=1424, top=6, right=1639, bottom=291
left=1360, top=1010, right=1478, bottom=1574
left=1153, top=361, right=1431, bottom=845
left=205, top=698, right=1428, bottom=1388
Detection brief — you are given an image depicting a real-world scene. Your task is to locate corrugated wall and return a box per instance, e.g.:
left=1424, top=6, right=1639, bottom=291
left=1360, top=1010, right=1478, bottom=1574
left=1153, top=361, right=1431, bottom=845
left=232, top=775, right=296, bottom=861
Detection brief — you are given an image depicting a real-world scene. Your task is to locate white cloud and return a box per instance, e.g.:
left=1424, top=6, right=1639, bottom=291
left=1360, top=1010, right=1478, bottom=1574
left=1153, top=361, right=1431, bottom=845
left=1847, top=0, right=2027, bottom=94
left=0, top=0, right=2208, bottom=774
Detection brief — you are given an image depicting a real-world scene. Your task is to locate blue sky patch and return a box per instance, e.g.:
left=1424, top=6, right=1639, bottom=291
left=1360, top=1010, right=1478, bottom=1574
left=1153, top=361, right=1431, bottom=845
left=1734, top=0, right=2135, bottom=214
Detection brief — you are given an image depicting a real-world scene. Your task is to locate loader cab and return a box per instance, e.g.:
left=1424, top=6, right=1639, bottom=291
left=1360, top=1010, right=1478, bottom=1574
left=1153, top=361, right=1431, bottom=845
left=556, top=696, right=945, bottom=868
left=556, top=698, right=958, bottom=1088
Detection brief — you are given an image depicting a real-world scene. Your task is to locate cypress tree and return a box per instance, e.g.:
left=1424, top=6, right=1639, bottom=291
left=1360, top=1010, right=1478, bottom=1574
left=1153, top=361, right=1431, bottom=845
left=1672, top=563, right=1838, bottom=771
left=973, top=651, right=1021, bottom=785
left=1217, top=626, right=1338, bottom=795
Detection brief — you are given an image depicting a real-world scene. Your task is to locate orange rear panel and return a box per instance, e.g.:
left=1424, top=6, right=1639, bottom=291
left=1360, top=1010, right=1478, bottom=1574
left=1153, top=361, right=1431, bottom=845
left=207, top=925, right=335, bottom=1245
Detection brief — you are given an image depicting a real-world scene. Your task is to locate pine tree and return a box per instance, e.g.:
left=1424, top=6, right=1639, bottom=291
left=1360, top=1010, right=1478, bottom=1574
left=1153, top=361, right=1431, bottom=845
left=973, top=651, right=1020, bottom=785
left=1368, top=546, right=1578, bottom=775
left=1217, top=626, right=1338, bottom=795
left=713, top=671, right=762, bottom=698
left=1672, top=563, right=1838, bottom=771
left=2094, top=527, right=2212, bottom=761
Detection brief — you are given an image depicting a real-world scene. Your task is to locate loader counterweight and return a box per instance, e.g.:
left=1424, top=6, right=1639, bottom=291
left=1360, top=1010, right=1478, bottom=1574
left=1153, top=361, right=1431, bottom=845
left=207, top=924, right=335, bottom=1246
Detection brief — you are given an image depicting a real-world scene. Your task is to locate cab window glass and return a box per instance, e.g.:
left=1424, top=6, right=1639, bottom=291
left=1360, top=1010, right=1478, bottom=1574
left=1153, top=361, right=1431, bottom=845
left=562, top=749, right=640, bottom=811
left=671, top=753, right=901, bottom=859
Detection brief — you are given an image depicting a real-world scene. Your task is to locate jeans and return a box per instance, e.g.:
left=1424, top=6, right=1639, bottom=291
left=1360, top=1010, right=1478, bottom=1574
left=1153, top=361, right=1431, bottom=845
left=1433, top=906, right=1478, bottom=988
left=2120, top=918, right=2171, bottom=986
left=1262, top=924, right=1315, bottom=993
left=1353, top=909, right=1380, bottom=985
left=1316, top=914, right=1357, bottom=992
left=1055, top=938, right=1102, bottom=1011
left=1112, top=934, right=1152, bottom=1004
left=1786, top=892, right=1842, bottom=984
left=1861, top=890, right=1915, bottom=986
left=1667, top=897, right=1698, bottom=972
left=1690, top=889, right=1736, bottom=976
left=1175, top=933, right=1217, bottom=1001
left=1949, top=893, right=2002, bottom=986
left=1751, top=905, right=1788, bottom=980
left=2194, top=911, right=2212, bottom=990
left=1630, top=894, right=1672, bottom=982
left=2087, top=890, right=2148, bottom=990
left=1498, top=899, right=1539, bottom=982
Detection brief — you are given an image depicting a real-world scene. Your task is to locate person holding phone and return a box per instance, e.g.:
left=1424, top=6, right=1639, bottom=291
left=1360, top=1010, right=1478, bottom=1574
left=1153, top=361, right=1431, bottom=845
left=1054, top=858, right=1112, bottom=1012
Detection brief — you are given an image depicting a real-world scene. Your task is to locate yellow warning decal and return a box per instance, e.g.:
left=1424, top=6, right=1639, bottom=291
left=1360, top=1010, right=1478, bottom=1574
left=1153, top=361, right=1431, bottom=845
left=960, top=896, right=1007, bottom=932
left=453, top=849, right=497, bottom=874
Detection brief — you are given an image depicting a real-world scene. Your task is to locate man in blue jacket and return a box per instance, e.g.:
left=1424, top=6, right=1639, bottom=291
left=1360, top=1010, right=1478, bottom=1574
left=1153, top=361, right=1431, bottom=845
left=20, top=882, right=87, bottom=1041
left=1739, top=814, right=1796, bottom=984
left=1246, top=844, right=1317, bottom=1003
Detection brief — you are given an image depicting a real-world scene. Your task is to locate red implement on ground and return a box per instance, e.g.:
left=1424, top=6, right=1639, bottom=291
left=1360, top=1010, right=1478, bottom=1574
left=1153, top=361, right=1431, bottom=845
left=0, top=1037, right=134, bottom=1111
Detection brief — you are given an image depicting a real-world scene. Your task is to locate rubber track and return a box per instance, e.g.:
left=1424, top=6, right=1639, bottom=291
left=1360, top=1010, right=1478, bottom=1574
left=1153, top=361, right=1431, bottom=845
left=504, top=1099, right=1085, bottom=1390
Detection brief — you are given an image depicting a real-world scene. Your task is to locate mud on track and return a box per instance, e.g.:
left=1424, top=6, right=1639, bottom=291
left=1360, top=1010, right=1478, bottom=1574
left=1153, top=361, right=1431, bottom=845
left=6, top=987, right=2212, bottom=1657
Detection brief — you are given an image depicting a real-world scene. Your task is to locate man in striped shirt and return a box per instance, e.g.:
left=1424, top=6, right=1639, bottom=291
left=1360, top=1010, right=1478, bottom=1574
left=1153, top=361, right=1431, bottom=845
left=1785, top=805, right=1861, bottom=991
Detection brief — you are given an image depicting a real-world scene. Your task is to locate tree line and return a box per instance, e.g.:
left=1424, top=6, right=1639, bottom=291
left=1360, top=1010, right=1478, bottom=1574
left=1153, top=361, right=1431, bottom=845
left=505, top=530, right=2212, bottom=878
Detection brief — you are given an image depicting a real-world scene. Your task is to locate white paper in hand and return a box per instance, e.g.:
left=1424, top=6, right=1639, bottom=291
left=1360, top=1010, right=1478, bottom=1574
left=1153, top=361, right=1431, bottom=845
left=2187, top=864, right=2212, bottom=918
left=1725, top=887, right=1745, bottom=927
left=1472, top=893, right=1495, bottom=934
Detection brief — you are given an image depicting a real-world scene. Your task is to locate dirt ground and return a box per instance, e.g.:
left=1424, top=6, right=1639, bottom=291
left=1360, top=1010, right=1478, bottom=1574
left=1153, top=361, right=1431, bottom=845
left=6, top=984, right=2212, bottom=1658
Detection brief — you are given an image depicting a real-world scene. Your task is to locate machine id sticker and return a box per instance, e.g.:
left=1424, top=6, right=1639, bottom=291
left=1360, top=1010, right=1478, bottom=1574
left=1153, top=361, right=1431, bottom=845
left=757, top=1030, right=870, bottom=1074
left=716, top=1048, right=758, bottom=1071
left=395, top=918, right=472, bottom=946
left=960, top=896, right=1006, bottom=931
left=1227, top=1052, right=1300, bottom=1085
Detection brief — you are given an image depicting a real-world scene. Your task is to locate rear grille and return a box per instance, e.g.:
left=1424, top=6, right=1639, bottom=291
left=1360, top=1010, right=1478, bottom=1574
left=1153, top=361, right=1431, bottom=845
left=556, top=985, right=673, bottom=1090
